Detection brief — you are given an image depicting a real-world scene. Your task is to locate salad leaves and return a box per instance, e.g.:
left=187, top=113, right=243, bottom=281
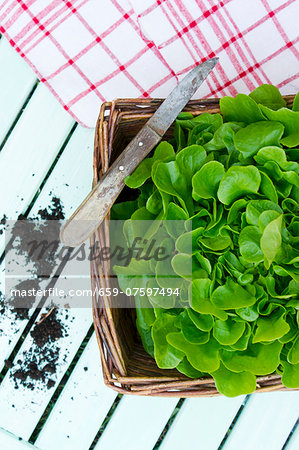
left=112, top=85, right=299, bottom=396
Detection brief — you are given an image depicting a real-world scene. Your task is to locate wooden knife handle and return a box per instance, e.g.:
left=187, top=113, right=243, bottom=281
left=60, top=124, right=161, bottom=247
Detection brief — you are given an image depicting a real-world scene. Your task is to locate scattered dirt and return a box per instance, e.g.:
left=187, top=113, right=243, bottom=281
left=7, top=279, right=40, bottom=321
left=31, top=307, right=65, bottom=347
left=7, top=196, right=65, bottom=317
left=0, top=214, right=7, bottom=235
left=10, top=308, right=68, bottom=390
left=1, top=196, right=71, bottom=390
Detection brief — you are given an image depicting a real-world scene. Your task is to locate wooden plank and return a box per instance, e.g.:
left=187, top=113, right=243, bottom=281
left=35, top=335, right=117, bottom=450
left=0, top=126, right=94, bottom=371
left=0, top=125, right=97, bottom=440
left=285, top=421, right=299, bottom=449
left=0, top=303, right=92, bottom=439
left=0, top=81, right=74, bottom=255
left=0, top=38, right=36, bottom=144
left=93, top=396, right=178, bottom=450
left=159, top=396, right=245, bottom=450
left=222, top=392, right=299, bottom=450
left=29, top=125, right=94, bottom=217
left=0, top=426, right=39, bottom=449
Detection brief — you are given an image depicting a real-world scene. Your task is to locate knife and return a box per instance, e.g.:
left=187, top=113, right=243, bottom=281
left=60, top=58, right=218, bottom=247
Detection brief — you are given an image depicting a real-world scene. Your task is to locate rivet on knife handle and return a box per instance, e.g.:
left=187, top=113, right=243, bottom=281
left=60, top=58, right=218, bottom=247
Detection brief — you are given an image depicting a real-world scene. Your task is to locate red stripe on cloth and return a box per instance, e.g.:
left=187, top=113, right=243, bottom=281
left=146, top=72, right=174, bottom=95
left=141, top=0, right=167, bottom=17
left=14, top=0, right=85, bottom=51
left=151, top=0, right=233, bottom=50
left=63, top=0, right=174, bottom=109
left=1, top=0, right=298, bottom=127
left=260, top=0, right=299, bottom=60
left=207, top=0, right=264, bottom=89
left=208, top=35, right=299, bottom=96
left=23, top=0, right=122, bottom=55
left=64, top=1, right=148, bottom=97
left=3, top=0, right=58, bottom=43
left=160, top=2, right=199, bottom=66
left=172, top=0, right=235, bottom=95
left=110, top=0, right=176, bottom=85
left=165, top=0, right=216, bottom=95
left=0, top=2, right=17, bottom=24
left=202, top=0, right=258, bottom=92
left=222, top=0, right=297, bottom=86
left=166, top=2, right=202, bottom=60
left=65, top=43, right=156, bottom=108
left=0, top=0, right=35, bottom=25
left=277, top=71, right=299, bottom=89
left=18, top=0, right=106, bottom=103
left=0, top=22, right=77, bottom=118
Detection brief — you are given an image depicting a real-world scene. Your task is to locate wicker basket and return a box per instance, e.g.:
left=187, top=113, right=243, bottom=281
left=91, top=96, right=295, bottom=397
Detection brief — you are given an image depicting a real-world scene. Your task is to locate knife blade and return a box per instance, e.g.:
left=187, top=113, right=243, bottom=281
left=60, top=58, right=218, bottom=247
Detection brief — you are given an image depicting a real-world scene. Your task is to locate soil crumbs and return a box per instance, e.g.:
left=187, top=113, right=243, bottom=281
left=10, top=308, right=69, bottom=390
left=1, top=196, right=71, bottom=390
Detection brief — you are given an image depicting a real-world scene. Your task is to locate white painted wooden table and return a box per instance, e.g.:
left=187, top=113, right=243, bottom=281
left=0, top=36, right=298, bottom=450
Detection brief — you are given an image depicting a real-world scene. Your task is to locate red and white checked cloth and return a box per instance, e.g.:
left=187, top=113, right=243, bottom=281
left=0, top=0, right=298, bottom=127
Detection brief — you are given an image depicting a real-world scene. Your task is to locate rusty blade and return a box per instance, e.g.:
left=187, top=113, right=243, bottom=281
left=147, top=57, right=218, bottom=136
left=60, top=58, right=218, bottom=247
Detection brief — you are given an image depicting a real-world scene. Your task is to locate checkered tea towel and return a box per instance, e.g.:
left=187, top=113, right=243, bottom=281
left=0, top=0, right=298, bottom=127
